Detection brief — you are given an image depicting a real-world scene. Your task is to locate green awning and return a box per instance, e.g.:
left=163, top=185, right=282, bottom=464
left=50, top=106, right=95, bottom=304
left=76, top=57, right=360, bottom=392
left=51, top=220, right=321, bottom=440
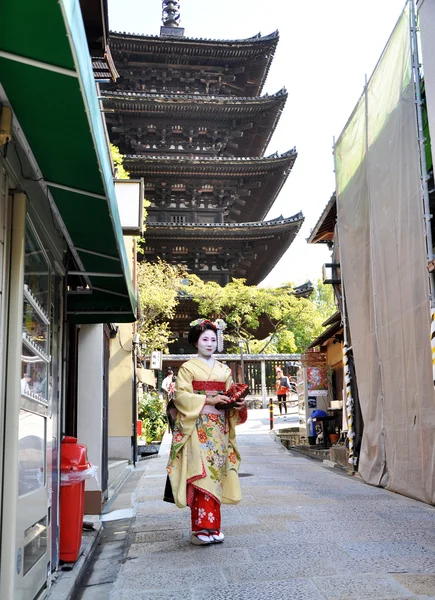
left=0, top=0, right=137, bottom=323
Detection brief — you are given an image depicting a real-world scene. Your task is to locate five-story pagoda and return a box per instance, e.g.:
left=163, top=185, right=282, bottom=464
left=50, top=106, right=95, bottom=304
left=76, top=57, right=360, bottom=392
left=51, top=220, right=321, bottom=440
left=103, top=0, right=303, bottom=289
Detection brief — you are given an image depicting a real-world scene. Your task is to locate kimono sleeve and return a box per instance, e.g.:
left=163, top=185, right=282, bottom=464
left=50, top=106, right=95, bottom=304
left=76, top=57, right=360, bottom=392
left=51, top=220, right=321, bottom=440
left=174, top=363, right=205, bottom=437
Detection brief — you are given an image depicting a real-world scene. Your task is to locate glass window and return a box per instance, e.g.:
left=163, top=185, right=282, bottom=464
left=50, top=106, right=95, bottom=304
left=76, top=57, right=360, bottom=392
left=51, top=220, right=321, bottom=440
left=23, top=517, right=47, bottom=575
left=21, top=343, right=48, bottom=402
left=18, top=410, right=46, bottom=496
left=24, top=221, right=50, bottom=315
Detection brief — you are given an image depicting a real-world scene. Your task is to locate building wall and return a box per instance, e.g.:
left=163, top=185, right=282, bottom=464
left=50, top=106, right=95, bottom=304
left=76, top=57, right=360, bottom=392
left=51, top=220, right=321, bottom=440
left=326, top=341, right=342, bottom=368
left=77, top=324, right=104, bottom=512
left=108, top=236, right=134, bottom=461
left=108, top=323, right=133, bottom=460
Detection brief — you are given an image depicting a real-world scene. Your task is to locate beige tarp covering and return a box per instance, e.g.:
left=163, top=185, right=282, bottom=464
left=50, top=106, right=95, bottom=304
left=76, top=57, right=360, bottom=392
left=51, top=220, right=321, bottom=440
left=335, top=4, right=435, bottom=504
left=137, top=368, right=156, bottom=387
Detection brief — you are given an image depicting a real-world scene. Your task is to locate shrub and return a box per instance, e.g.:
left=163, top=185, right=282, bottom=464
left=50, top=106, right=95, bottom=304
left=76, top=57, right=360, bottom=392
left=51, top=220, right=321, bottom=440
left=138, top=390, right=167, bottom=443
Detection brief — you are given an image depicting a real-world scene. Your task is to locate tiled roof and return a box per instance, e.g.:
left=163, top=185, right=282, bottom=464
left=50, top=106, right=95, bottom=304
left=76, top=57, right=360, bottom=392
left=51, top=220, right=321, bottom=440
left=125, top=148, right=296, bottom=166
left=101, top=88, right=287, bottom=105
left=143, top=213, right=304, bottom=285
left=307, top=193, right=337, bottom=244
left=145, top=212, right=304, bottom=237
left=109, top=30, right=279, bottom=45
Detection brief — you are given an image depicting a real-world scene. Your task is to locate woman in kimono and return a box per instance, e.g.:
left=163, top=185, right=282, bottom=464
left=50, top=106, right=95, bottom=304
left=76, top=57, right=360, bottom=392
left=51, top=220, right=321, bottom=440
left=167, top=318, right=248, bottom=545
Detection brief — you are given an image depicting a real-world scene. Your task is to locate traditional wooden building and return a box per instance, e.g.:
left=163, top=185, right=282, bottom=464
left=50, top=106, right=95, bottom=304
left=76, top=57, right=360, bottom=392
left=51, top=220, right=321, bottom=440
left=104, top=3, right=303, bottom=293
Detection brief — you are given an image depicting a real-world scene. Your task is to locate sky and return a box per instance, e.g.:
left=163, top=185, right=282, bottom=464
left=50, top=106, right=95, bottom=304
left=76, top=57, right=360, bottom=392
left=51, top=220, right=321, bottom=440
left=108, top=0, right=407, bottom=287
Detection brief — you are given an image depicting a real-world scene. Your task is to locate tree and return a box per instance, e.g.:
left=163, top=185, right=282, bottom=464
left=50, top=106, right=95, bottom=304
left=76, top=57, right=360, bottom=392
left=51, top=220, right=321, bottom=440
left=312, top=279, right=336, bottom=323
left=137, top=259, right=186, bottom=352
left=184, top=276, right=335, bottom=354
left=110, top=144, right=130, bottom=179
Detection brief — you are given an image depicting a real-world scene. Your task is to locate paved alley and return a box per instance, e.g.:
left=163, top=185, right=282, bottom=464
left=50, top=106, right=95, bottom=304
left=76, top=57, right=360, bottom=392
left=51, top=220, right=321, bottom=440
left=76, top=409, right=435, bottom=599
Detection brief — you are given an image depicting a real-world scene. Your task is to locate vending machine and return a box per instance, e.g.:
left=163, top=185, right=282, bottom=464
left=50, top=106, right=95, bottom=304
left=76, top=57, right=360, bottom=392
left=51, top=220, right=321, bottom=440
left=297, top=366, right=329, bottom=437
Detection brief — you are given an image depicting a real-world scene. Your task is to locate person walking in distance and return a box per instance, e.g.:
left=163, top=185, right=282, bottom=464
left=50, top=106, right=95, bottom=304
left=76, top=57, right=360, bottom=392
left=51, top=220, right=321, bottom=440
left=275, top=366, right=290, bottom=416
left=166, top=318, right=248, bottom=546
left=161, top=369, right=175, bottom=404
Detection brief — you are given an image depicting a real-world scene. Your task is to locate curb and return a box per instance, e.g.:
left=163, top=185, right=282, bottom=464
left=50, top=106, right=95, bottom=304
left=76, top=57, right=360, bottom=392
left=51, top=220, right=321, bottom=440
left=47, top=520, right=102, bottom=600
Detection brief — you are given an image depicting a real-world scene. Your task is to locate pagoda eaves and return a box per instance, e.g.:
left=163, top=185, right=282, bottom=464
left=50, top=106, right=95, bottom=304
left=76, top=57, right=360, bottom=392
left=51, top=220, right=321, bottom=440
left=142, top=213, right=304, bottom=285
left=102, top=89, right=287, bottom=157
left=108, top=30, right=279, bottom=97
left=124, top=150, right=297, bottom=224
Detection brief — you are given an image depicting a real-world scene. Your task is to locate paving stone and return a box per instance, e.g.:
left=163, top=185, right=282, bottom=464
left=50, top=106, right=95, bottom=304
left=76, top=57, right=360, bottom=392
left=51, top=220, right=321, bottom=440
left=332, top=555, right=410, bottom=574
left=128, top=538, right=188, bottom=555
left=249, top=541, right=348, bottom=563
left=135, top=529, right=184, bottom=543
left=133, top=518, right=189, bottom=532
left=337, top=541, right=435, bottom=559
left=124, top=546, right=253, bottom=573
left=392, top=573, right=435, bottom=597
left=120, top=562, right=226, bottom=592
left=223, top=555, right=339, bottom=582
left=311, top=573, right=412, bottom=598
left=395, top=556, right=435, bottom=573
left=121, top=588, right=194, bottom=600
left=192, top=578, right=326, bottom=600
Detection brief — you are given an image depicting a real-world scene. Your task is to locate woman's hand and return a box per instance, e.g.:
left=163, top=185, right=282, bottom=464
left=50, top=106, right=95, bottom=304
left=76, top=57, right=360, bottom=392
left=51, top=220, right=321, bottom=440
left=234, top=399, right=247, bottom=411
left=205, top=393, right=230, bottom=406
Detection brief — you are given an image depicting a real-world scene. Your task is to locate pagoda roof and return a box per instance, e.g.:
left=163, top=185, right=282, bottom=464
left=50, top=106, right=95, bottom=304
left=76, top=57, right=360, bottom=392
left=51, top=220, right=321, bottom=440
left=142, top=213, right=304, bottom=285
left=102, top=89, right=287, bottom=157
left=108, top=30, right=279, bottom=96
left=307, top=193, right=337, bottom=244
left=124, top=148, right=296, bottom=169
left=292, top=281, right=314, bottom=298
left=124, top=150, right=297, bottom=222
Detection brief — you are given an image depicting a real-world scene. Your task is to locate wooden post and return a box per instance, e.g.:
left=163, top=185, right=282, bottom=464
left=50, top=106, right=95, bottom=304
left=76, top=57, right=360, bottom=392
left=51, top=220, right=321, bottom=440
left=269, top=397, right=274, bottom=430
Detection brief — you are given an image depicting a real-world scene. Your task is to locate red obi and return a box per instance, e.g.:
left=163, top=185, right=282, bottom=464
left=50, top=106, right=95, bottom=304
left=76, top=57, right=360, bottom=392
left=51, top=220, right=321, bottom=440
left=192, top=381, right=226, bottom=393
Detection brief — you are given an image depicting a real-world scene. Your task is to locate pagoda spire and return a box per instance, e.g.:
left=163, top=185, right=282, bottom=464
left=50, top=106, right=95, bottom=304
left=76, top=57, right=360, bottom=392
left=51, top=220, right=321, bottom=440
left=162, top=0, right=181, bottom=28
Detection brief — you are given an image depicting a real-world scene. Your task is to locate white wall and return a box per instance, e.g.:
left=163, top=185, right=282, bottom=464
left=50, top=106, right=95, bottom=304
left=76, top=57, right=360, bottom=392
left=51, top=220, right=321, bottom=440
left=77, top=324, right=104, bottom=494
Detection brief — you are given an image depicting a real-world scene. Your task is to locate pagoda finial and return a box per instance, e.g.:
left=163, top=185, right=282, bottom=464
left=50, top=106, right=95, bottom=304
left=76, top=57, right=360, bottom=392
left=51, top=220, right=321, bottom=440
left=162, top=1, right=181, bottom=28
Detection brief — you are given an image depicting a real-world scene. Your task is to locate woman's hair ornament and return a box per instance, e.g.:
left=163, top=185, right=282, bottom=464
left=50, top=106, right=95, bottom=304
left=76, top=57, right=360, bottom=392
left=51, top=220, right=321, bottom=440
left=214, top=319, right=227, bottom=352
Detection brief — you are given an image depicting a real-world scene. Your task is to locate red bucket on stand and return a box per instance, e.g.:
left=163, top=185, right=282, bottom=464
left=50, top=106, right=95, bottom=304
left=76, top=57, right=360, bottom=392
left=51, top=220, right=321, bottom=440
left=59, top=436, right=91, bottom=562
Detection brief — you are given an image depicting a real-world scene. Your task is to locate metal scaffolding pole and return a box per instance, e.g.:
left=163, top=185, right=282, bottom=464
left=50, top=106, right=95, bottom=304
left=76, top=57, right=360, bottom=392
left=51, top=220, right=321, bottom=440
left=410, top=0, right=435, bottom=305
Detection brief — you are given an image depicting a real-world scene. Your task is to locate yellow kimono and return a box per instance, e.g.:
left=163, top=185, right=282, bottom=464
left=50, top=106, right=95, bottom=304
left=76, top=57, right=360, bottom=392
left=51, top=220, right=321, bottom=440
left=167, top=358, right=247, bottom=509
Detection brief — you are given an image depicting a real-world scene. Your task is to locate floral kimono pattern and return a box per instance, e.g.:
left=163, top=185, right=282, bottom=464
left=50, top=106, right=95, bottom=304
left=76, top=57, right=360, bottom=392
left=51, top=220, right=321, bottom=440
left=167, top=358, right=247, bottom=509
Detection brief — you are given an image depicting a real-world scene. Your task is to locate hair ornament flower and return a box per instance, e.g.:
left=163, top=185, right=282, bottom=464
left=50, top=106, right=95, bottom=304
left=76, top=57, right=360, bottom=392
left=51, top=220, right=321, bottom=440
left=213, top=318, right=227, bottom=352
left=189, top=318, right=214, bottom=329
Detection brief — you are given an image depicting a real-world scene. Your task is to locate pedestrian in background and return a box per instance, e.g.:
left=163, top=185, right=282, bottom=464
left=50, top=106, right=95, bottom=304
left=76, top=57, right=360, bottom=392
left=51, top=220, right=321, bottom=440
left=275, top=366, right=290, bottom=416
left=161, top=369, right=175, bottom=404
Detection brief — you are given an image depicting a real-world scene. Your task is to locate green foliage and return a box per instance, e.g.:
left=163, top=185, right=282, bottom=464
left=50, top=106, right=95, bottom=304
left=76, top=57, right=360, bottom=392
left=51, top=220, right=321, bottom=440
left=138, top=390, right=167, bottom=443
left=137, top=259, right=186, bottom=352
left=183, top=276, right=336, bottom=354
left=312, top=279, right=336, bottom=322
left=110, top=144, right=130, bottom=179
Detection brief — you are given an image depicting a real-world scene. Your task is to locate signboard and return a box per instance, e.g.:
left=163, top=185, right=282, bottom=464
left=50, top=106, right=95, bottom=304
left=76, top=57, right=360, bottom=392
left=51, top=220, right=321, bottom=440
left=150, top=351, right=162, bottom=370
left=114, top=179, right=144, bottom=235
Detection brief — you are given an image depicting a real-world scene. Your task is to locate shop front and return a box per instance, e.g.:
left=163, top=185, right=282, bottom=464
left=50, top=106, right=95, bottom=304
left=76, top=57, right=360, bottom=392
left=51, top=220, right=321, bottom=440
left=0, top=1, right=137, bottom=598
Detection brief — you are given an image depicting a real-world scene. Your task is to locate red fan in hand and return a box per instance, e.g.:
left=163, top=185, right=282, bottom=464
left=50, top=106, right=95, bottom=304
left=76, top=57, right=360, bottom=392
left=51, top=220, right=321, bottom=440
left=216, top=383, right=249, bottom=410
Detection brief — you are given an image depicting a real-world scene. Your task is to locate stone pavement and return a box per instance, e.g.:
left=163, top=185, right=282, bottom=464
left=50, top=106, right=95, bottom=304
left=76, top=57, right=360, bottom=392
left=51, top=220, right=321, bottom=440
left=77, top=409, right=435, bottom=599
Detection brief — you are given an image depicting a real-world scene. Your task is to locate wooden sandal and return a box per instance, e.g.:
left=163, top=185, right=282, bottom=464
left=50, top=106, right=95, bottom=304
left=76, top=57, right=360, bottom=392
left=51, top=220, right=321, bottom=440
left=210, top=530, right=225, bottom=543
left=190, top=530, right=214, bottom=545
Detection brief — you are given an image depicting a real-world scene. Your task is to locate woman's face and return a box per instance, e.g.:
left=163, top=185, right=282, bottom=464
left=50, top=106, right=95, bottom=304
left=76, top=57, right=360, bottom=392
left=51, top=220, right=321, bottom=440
left=196, top=330, right=217, bottom=358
